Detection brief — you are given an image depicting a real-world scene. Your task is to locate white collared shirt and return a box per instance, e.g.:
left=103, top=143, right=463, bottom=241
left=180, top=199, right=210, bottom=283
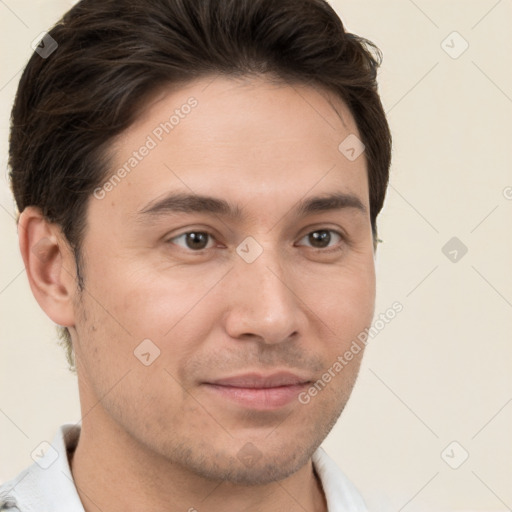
left=0, top=424, right=368, bottom=511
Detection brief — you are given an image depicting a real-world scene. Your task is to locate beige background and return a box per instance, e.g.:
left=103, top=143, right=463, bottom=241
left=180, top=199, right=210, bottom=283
left=1, top=1, right=511, bottom=510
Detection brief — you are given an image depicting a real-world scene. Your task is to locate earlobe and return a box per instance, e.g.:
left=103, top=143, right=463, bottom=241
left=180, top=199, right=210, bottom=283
left=18, top=207, right=77, bottom=328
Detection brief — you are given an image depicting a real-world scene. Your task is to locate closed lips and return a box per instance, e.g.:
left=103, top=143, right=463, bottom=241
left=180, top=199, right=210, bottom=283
left=205, top=372, right=312, bottom=388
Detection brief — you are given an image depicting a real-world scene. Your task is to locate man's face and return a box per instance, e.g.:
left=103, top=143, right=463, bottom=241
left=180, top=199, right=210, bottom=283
left=71, top=75, right=376, bottom=485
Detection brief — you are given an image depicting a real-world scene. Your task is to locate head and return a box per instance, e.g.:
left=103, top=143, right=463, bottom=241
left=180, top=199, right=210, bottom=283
left=11, top=0, right=391, bottom=486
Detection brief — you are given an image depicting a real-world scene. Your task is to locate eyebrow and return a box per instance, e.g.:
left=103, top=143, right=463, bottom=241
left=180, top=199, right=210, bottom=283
left=138, top=191, right=367, bottom=221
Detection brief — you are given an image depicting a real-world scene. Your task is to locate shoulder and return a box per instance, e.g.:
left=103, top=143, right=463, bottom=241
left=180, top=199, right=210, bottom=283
left=0, top=424, right=83, bottom=512
left=0, top=469, right=28, bottom=511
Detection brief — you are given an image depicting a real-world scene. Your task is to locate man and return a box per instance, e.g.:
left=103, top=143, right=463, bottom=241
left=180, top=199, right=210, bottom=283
left=0, top=0, right=391, bottom=510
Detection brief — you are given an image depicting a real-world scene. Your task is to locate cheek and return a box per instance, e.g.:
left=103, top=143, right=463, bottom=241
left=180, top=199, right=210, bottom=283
left=80, top=240, right=375, bottom=361
left=83, top=266, right=224, bottom=382
left=300, top=255, right=376, bottom=339
left=86, top=262, right=201, bottom=337
left=73, top=280, right=196, bottom=425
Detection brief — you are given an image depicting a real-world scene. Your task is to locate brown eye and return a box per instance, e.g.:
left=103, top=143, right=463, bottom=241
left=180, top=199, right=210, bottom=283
left=298, top=229, right=343, bottom=250
left=170, top=231, right=214, bottom=251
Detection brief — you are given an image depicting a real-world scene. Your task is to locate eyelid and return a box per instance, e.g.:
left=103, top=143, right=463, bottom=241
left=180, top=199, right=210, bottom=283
left=295, top=228, right=346, bottom=252
left=167, top=229, right=219, bottom=251
left=167, top=226, right=347, bottom=253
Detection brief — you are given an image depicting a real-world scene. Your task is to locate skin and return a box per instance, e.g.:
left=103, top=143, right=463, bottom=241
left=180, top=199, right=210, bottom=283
left=19, top=75, right=376, bottom=512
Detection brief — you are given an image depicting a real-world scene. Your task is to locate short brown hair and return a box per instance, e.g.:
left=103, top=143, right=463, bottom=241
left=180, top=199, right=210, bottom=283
left=9, top=0, right=392, bottom=370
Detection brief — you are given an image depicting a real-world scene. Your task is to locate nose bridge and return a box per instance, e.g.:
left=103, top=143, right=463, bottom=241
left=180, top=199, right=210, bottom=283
left=224, top=237, right=303, bottom=343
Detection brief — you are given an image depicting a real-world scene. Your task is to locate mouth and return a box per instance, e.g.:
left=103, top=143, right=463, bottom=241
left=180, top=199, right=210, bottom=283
left=202, top=371, right=313, bottom=410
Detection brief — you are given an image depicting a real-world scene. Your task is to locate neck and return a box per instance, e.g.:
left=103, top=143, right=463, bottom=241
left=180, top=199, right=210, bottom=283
left=70, top=411, right=327, bottom=512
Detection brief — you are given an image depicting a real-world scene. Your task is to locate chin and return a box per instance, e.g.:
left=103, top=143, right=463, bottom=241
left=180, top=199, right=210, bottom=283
left=168, top=432, right=323, bottom=486
left=196, top=449, right=311, bottom=486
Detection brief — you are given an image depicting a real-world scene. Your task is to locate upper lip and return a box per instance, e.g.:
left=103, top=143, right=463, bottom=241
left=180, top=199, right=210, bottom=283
left=206, top=372, right=312, bottom=389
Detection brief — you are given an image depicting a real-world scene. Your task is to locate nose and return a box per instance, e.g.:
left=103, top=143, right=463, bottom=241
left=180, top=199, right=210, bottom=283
left=223, top=244, right=307, bottom=345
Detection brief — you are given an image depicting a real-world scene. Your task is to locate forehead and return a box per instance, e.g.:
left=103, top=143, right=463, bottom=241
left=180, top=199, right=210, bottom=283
left=93, top=75, right=369, bottom=222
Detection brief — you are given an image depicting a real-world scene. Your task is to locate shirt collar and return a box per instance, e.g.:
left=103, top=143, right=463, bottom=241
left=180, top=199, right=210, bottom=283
left=312, top=446, right=368, bottom=511
left=1, top=424, right=367, bottom=512
left=1, top=424, right=84, bottom=512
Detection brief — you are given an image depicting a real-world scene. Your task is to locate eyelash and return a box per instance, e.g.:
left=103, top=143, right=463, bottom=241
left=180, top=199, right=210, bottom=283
left=167, top=229, right=346, bottom=254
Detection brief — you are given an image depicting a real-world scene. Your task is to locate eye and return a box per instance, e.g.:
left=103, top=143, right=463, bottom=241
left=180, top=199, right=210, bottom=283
left=296, top=229, right=344, bottom=251
left=168, top=231, right=216, bottom=251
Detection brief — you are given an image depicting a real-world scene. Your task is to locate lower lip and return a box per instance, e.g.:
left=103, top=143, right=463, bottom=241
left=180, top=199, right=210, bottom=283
left=203, top=383, right=309, bottom=410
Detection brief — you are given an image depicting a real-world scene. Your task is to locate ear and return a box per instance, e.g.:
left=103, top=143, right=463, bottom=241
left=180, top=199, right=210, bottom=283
left=18, top=206, right=78, bottom=328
